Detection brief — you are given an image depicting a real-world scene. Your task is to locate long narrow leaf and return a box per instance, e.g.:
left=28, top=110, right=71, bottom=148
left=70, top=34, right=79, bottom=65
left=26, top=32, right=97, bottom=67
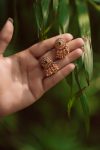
left=33, top=3, right=43, bottom=31
left=76, top=0, right=93, bottom=82
left=41, top=0, right=51, bottom=26
left=58, top=0, right=70, bottom=33
left=80, top=93, right=89, bottom=116
left=52, top=0, right=59, bottom=15
left=74, top=65, right=90, bottom=121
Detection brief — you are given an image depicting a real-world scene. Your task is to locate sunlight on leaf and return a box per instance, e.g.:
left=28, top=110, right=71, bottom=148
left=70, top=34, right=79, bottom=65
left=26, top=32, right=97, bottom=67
left=76, top=0, right=93, bottom=82
left=82, top=37, right=93, bottom=83
left=58, top=0, right=70, bottom=33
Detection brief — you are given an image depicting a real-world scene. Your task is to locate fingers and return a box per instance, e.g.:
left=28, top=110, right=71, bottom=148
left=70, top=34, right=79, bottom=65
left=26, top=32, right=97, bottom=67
left=39, top=38, right=84, bottom=79
left=40, top=38, right=84, bottom=61
left=67, top=38, right=84, bottom=51
left=57, top=48, right=83, bottom=69
left=41, top=48, right=83, bottom=78
left=0, top=18, right=14, bottom=55
left=28, top=33, right=73, bottom=58
left=40, top=38, right=84, bottom=91
left=43, top=63, right=75, bottom=91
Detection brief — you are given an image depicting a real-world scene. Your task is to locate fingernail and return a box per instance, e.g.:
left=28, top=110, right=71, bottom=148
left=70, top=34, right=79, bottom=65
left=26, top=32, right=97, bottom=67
left=8, top=17, right=14, bottom=24
left=67, top=33, right=73, bottom=39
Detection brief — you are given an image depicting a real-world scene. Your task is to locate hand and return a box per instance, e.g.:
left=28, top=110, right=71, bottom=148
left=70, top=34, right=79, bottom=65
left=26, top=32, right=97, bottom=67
left=0, top=19, right=84, bottom=116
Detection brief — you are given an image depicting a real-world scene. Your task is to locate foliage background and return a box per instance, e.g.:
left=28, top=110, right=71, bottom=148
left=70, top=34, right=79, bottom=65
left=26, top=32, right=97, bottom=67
left=0, top=0, right=100, bottom=150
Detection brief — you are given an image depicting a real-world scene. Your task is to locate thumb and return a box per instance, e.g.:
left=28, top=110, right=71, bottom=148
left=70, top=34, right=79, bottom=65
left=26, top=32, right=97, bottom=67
left=0, top=18, right=14, bottom=55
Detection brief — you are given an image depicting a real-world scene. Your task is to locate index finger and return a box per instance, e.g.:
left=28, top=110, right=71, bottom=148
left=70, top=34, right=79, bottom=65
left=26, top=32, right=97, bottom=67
left=28, top=33, right=73, bottom=58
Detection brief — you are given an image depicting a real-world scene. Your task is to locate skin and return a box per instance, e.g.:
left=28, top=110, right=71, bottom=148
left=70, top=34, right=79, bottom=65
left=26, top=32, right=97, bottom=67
left=0, top=19, right=84, bottom=116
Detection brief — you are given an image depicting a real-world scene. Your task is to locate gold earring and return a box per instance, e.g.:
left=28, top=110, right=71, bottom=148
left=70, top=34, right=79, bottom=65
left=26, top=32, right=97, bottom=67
left=55, top=38, right=70, bottom=59
left=40, top=57, right=59, bottom=77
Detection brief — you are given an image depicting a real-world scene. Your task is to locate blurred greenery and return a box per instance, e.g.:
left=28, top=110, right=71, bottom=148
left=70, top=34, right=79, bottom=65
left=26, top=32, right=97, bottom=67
left=0, top=0, right=100, bottom=150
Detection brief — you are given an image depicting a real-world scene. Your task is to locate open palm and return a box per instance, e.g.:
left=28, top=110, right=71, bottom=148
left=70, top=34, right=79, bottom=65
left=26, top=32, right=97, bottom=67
left=0, top=19, right=84, bottom=116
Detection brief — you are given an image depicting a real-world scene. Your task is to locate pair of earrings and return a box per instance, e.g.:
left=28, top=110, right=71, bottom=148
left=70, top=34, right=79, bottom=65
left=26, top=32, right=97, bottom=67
left=40, top=38, right=70, bottom=77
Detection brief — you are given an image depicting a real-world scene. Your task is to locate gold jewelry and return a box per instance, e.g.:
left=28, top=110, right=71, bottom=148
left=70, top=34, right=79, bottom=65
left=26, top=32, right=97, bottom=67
left=40, top=57, right=59, bottom=77
left=55, top=38, right=70, bottom=59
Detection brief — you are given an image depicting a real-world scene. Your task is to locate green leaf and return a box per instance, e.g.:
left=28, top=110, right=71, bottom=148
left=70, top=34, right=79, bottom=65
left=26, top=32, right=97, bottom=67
left=58, top=0, right=70, bottom=33
left=68, top=97, right=75, bottom=117
left=52, top=0, right=59, bottom=14
left=76, top=0, right=91, bottom=35
left=80, top=93, right=90, bottom=134
left=68, top=86, right=86, bottom=117
left=33, top=2, right=43, bottom=31
left=82, top=37, right=93, bottom=83
left=76, top=0, right=93, bottom=82
left=74, top=65, right=82, bottom=89
left=41, top=0, right=51, bottom=26
left=80, top=93, right=89, bottom=116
